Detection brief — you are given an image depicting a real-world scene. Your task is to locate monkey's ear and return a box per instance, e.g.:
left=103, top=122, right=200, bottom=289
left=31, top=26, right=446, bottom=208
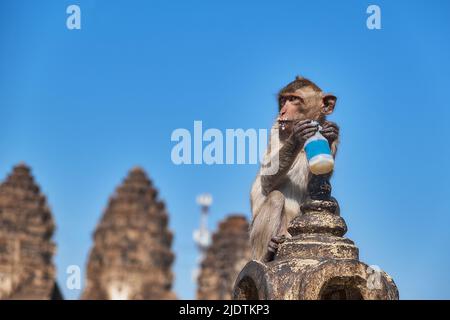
left=322, top=94, right=337, bottom=115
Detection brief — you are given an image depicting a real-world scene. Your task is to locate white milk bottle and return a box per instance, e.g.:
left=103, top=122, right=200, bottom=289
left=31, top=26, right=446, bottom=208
left=303, top=121, right=334, bottom=175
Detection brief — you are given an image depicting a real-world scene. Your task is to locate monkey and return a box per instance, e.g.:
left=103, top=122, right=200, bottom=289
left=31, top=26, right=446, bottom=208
left=249, top=76, right=339, bottom=262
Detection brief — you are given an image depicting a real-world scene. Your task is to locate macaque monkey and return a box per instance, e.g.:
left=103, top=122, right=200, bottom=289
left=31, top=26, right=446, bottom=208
left=250, top=76, right=339, bottom=262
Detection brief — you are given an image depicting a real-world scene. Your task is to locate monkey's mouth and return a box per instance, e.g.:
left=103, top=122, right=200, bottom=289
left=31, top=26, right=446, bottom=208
left=277, top=116, right=293, bottom=123
left=277, top=117, right=295, bottom=126
left=278, top=117, right=294, bottom=131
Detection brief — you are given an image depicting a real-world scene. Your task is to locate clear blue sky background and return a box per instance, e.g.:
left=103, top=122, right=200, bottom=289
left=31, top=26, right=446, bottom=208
left=1, top=0, right=449, bottom=300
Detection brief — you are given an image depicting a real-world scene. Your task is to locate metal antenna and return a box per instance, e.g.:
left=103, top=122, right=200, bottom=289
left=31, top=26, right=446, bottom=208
left=192, top=193, right=213, bottom=282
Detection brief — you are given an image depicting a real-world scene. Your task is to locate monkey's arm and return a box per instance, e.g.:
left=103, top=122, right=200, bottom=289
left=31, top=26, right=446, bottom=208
left=260, top=138, right=299, bottom=196
left=260, top=120, right=318, bottom=195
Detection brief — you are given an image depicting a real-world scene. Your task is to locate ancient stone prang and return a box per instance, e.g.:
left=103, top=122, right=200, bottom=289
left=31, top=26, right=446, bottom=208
left=82, top=167, right=176, bottom=300
left=0, top=163, right=58, bottom=300
left=197, top=215, right=251, bottom=300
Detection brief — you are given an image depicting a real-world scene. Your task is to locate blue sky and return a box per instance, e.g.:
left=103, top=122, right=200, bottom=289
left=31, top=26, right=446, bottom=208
left=1, top=0, right=449, bottom=299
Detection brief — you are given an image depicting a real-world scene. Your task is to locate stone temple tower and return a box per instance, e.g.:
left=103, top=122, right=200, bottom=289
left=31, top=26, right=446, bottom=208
left=233, top=175, right=399, bottom=300
left=197, top=215, right=251, bottom=300
left=0, top=163, right=59, bottom=300
left=82, top=167, right=176, bottom=300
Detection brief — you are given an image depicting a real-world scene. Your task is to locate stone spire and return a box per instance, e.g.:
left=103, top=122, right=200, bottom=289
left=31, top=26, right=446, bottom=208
left=234, top=175, right=399, bottom=300
left=82, top=167, right=176, bottom=300
left=0, top=163, right=57, bottom=300
left=197, top=215, right=251, bottom=300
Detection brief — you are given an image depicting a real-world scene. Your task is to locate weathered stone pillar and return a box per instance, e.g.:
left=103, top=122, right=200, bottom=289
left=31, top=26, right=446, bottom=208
left=233, top=175, right=399, bottom=300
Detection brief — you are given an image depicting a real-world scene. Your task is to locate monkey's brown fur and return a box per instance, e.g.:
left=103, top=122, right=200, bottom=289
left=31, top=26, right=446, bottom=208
left=250, top=76, right=339, bottom=261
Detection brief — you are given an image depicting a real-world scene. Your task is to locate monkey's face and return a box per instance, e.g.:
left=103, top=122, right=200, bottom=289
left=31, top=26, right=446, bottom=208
left=278, top=87, right=336, bottom=134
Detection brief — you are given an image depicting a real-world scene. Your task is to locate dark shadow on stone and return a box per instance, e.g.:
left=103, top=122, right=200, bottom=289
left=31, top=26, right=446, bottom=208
left=319, top=276, right=364, bottom=300
left=50, top=282, right=64, bottom=300
left=234, top=276, right=259, bottom=300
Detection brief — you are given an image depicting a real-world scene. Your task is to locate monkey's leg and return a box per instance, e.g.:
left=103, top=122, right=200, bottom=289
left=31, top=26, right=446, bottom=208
left=250, top=190, right=287, bottom=262
left=264, top=234, right=287, bottom=262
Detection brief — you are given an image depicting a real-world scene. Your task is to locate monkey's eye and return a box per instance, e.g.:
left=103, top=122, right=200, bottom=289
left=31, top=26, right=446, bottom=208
left=288, top=96, right=302, bottom=104
left=279, top=95, right=303, bottom=109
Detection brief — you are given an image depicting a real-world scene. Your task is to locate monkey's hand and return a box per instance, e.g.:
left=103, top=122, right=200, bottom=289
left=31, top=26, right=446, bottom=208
left=291, top=120, right=319, bottom=148
left=320, top=121, right=339, bottom=144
